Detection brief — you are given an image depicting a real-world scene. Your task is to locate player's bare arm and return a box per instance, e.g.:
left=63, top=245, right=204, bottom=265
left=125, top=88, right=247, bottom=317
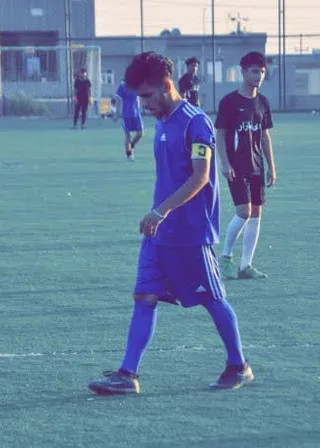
left=139, top=148, right=211, bottom=237
left=179, top=87, right=187, bottom=99
left=114, top=96, right=123, bottom=118
left=261, top=129, right=277, bottom=187
left=73, top=86, right=78, bottom=104
left=178, top=79, right=187, bottom=99
left=215, top=128, right=235, bottom=181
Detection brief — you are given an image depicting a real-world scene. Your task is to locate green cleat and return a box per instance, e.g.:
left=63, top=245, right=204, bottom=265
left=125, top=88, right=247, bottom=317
left=219, top=255, right=237, bottom=280
left=210, top=362, right=254, bottom=390
left=238, top=265, right=268, bottom=279
left=127, top=154, right=135, bottom=162
left=88, top=369, right=140, bottom=395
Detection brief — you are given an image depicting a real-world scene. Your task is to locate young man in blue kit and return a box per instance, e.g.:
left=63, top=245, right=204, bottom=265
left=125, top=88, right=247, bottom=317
left=115, top=80, right=144, bottom=161
left=215, top=52, right=277, bottom=280
left=88, top=52, right=254, bottom=395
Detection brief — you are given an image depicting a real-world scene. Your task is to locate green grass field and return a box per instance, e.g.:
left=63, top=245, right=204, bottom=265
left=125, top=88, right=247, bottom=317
left=0, top=114, right=319, bottom=448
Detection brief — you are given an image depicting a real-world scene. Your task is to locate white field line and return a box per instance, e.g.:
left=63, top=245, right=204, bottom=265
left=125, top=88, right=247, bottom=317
left=0, top=343, right=317, bottom=359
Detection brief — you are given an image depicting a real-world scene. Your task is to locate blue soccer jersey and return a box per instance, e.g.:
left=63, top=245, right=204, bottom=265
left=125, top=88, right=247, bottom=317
left=152, top=101, right=220, bottom=246
left=115, top=81, right=141, bottom=118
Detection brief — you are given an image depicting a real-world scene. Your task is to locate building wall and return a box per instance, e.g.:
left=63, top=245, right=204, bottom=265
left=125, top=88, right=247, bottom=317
left=259, top=53, right=320, bottom=110
left=0, top=0, right=96, bottom=115
left=1, top=0, right=319, bottom=113
left=70, top=0, right=95, bottom=38
left=0, top=0, right=65, bottom=36
left=0, top=0, right=95, bottom=41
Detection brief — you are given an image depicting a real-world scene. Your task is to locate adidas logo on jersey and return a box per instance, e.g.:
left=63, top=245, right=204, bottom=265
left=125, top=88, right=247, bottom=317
left=195, top=285, right=207, bottom=293
left=160, top=133, right=166, bottom=141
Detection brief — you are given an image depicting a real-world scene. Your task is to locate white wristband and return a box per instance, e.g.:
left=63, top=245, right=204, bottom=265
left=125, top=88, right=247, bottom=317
left=152, top=208, right=166, bottom=219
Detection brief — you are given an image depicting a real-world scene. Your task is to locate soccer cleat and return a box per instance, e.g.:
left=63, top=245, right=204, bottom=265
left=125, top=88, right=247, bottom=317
left=127, top=154, right=135, bottom=162
left=209, top=362, right=254, bottom=390
left=88, top=369, right=140, bottom=395
left=219, top=255, right=237, bottom=280
left=238, top=265, right=268, bottom=279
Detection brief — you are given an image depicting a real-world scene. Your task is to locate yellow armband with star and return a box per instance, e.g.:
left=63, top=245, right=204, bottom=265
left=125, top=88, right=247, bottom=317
left=191, top=143, right=211, bottom=160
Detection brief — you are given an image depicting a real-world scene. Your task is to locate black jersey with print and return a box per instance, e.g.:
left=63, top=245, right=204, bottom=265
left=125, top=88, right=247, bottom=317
left=178, top=73, right=201, bottom=106
left=215, top=90, right=273, bottom=175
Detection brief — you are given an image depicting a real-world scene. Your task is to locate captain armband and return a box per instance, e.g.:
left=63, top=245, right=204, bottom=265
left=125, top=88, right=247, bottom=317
left=191, top=143, right=211, bottom=160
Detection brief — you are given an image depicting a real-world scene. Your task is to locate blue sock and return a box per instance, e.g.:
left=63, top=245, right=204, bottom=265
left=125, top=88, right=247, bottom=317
left=120, top=301, right=157, bottom=374
left=203, top=298, right=245, bottom=366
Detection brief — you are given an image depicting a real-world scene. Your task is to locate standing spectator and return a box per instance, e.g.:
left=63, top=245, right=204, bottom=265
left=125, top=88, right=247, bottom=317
left=73, top=68, right=92, bottom=129
left=178, top=57, right=201, bottom=107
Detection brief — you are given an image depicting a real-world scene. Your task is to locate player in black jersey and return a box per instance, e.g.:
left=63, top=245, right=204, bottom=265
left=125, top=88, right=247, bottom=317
left=215, top=52, right=277, bottom=280
left=178, top=57, right=201, bottom=107
left=73, top=68, right=92, bottom=129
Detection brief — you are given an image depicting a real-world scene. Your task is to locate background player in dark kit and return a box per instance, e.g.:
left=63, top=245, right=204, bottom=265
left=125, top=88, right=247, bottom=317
left=178, top=57, right=201, bottom=107
left=73, top=68, right=92, bottom=129
left=215, top=52, right=277, bottom=280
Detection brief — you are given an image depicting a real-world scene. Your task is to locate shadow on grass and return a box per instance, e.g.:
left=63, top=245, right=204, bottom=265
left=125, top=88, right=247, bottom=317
left=0, top=393, right=98, bottom=413
left=146, top=430, right=320, bottom=448
left=0, top=391, right=140, bottom=413
left=0, top=285, right=125, bottom=299
left=0, top=239, right=138, bottom=254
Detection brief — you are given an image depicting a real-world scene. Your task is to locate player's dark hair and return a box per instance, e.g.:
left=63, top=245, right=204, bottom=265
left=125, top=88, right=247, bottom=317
left=79, top=67, right=87, bottom=74
left=240, top=52, right=266, bottom=69
left=186, top=57, right=200, bottom=66
left=125, top=51, right=174, bottom=89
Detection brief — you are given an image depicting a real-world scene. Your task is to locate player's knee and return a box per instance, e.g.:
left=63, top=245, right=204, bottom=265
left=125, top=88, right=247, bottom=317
left=236, top=205, right=251, bottom=220
left=251, top=205, right=262, bottom=218
left=134, top=293, right=158, bottom=306
left=237, top=211, right=250, bottom=220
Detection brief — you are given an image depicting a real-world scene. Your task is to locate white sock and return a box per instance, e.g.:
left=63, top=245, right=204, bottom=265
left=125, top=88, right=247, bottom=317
left=222, top=215, right=247, bottom=257
left=240, top=217, right=261, bottom=270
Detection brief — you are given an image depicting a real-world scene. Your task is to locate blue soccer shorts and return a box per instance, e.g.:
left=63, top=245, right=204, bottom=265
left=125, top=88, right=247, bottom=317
left=122, top=116, right=143, bottom=133
left=134, top=238, right=226, bottom=307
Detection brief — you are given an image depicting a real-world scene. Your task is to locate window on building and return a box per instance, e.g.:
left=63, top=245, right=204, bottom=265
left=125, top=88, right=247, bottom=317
left=0, top=31, right=58, bottom=82
left=30, top=8, right=44, bottom=17
left=177, top=59, right=186, bottom=79
left=309, top=68, right=320, bottom=94
left=295, top=68, right=320, bottom=95
left=1, top=48, right=58, bottom=82
left=207, top=60, right=223, bottom=82
left=226, top=65, right=242, bottom=83
left=102, top=69, right=115, bottom=85
left=265, top=56, right=277, bottom=81
left=295, top=70, right=309, bottom=95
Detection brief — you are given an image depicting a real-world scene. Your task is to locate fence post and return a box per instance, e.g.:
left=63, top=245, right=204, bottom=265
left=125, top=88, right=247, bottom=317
left=211, top=0, right=216, bottom=114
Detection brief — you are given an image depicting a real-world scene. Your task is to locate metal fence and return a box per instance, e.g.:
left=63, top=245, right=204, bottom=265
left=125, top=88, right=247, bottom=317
left=0, top=45, right=101, bottom=117
left=94, top=0, right=320, bottom=112
left=1, top=1, right=320, bottom=115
